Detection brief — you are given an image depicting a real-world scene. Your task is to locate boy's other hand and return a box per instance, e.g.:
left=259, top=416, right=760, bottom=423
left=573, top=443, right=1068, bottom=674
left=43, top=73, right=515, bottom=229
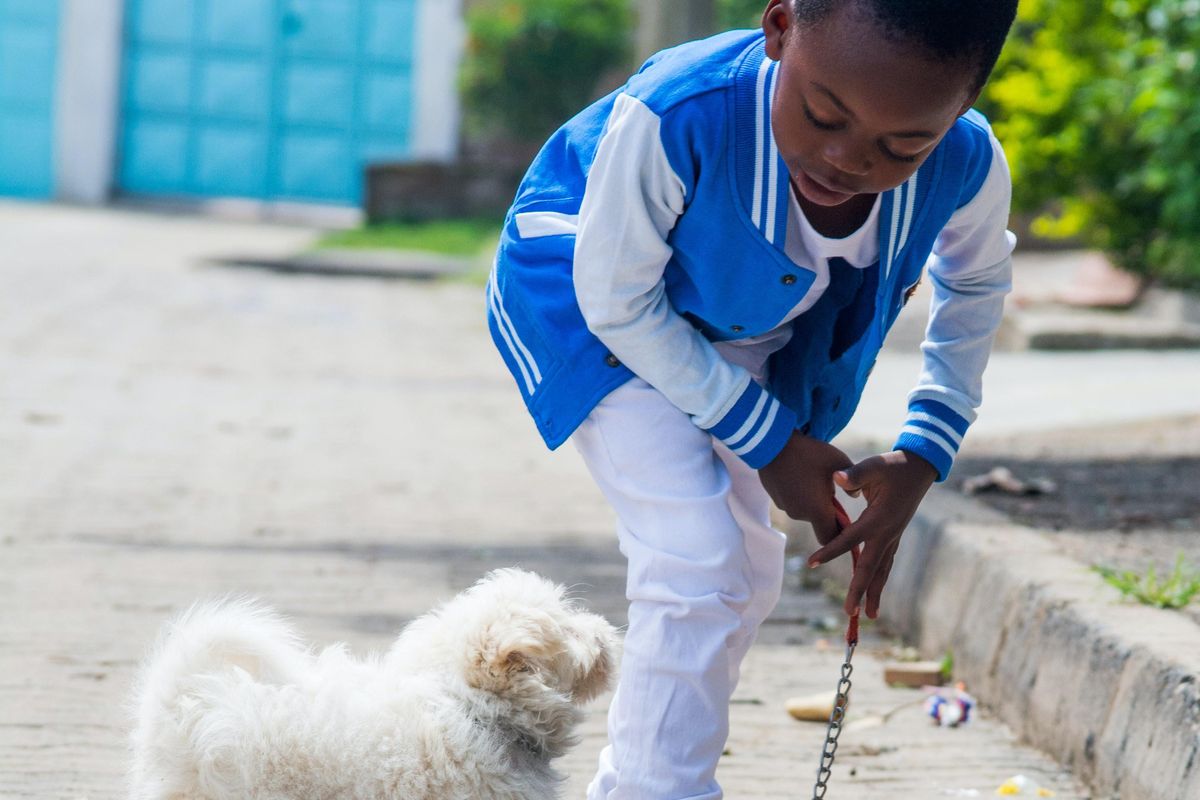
left=758, top=433, right=854, bottom=546
left=807, top=450, right=938, bottom=620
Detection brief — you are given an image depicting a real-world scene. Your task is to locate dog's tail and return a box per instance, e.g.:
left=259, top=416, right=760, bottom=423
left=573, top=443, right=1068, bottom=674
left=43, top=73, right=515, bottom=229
left=133, top=596, right=305, bottom=707
left=128, top=597, right=307, bottom=795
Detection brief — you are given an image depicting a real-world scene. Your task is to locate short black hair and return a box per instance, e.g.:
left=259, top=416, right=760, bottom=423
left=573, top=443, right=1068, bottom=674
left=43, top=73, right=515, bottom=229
left=792, top=0, right=1019, bottom=92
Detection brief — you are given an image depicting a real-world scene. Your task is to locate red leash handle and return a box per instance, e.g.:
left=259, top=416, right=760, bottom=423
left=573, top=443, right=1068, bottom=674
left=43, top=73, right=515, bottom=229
left=832, top=499, right=862, bottom=647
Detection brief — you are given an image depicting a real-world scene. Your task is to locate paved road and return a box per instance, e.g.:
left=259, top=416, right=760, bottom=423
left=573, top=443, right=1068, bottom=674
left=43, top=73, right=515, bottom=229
left=0, top=202, right=1109, bottom=798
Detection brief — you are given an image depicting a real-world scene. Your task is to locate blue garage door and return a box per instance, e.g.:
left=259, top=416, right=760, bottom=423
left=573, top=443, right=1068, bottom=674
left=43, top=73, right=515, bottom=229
left=118, top=0, right=416, bottom=206
left=0, top=0, right=61, bottom=198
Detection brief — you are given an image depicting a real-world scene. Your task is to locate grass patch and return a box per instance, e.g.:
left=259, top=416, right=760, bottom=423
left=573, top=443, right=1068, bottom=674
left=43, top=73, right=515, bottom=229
left=317, top=217, right=503, bottom=258
left=1092, top=553, right=1200, bottom=609
left=938, top=649, right=954, bottom=682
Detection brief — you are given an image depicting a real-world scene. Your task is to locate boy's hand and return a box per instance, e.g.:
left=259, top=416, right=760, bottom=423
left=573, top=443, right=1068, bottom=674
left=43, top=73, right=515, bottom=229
left=758, top=433, right=854, bottom=546
left=807, top=450, right=938, bottom=620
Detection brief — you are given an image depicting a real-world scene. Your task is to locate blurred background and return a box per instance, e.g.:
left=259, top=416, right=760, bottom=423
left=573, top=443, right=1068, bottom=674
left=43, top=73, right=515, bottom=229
left=4, top=0, right=1199, bottom=290
left=0, top=2, right=1198, bottom=798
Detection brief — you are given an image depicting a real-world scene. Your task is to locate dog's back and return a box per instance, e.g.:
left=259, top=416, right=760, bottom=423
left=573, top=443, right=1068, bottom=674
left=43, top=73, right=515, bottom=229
left=126, top=570, right=618, bottom=800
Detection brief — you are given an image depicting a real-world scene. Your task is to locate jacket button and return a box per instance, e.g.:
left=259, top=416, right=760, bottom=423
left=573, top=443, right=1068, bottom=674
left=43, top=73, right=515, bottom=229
left=731, top=325, right=744, bottom=333
left=833, top=397, right=841, bottom=410
left=604, top=354, right=621, bottom=367
left=781, top=274, right=797, bottom=285
left=800, top=422, right=812, bottom=434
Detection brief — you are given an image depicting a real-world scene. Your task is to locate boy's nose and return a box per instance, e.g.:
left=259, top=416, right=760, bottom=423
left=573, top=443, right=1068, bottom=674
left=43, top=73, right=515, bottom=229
left=822, top=143, right=872, bottom=177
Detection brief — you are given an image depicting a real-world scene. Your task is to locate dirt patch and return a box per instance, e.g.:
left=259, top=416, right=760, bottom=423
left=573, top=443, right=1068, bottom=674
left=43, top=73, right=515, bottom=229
left=951, top=455, right=1200, bottom=533
left=949, top=415, right=1200, bottom=622
left=952, top=413, right=1200, bottom=533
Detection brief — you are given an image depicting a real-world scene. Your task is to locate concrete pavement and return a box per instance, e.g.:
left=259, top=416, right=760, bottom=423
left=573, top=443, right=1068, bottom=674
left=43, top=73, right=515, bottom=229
left=830, top=488, right=1200, bottom=800
left=0, top=201, right=1149, bottom=798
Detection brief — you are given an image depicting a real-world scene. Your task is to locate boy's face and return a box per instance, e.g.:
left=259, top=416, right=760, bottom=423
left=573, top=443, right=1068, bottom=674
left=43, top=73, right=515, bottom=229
left=763, top=0, right=980, bottom=208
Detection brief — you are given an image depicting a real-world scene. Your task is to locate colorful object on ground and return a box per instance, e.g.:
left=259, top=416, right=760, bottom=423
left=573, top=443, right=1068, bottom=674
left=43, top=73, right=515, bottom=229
left=924, top=681, right=975, bottom=727
left=995, top=773, right=1056, bottom=796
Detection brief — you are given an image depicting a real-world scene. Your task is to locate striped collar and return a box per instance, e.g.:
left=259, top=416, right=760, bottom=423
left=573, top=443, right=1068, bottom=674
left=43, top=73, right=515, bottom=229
left=733, top=36, right=934, bottom=284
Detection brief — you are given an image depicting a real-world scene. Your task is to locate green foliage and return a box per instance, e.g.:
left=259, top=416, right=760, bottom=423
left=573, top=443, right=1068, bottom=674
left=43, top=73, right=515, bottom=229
left=938, top=649, right=955, bottom=682
left=461, top=0, right=632, bottom=143
left=1092, top=553, right=1200, bottom=609
left=982, top=0, right=1200, bottom=286
left=717, top=0, right=766, bottom=29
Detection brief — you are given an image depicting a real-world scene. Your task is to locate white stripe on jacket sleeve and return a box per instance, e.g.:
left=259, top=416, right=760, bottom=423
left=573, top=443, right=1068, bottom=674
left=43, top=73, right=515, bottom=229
left=895, top=130, right=1016, bottom=481
left=573, top=92, right=796, bottom=469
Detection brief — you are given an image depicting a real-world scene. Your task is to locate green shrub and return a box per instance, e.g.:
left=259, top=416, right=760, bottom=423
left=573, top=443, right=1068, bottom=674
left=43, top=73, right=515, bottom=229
left=717, top=0, right=766, bottom=29
left=461, top=0, right=632, bottom=144
left=982, top=0, right=1200, bottom=287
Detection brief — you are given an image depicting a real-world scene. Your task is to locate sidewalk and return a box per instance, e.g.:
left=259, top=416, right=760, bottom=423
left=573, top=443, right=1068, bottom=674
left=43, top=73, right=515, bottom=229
left=3, top=527, right=1087, bottom=798
left=564, top=581, right=1087, bottom=798
left=0, top=202, right=1127, bottom=798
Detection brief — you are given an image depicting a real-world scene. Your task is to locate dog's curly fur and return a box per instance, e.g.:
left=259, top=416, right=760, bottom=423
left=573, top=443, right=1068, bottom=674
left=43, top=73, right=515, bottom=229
left=127, top=568, right=620, bottom=799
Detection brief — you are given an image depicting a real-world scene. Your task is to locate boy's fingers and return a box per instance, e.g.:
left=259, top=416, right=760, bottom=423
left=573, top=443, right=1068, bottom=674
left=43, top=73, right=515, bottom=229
left=864, top=564, right=886, bottom=619
left=865, top=541, right=899, bottom=619
left=808, top=521, right=864, bottom=567
left=843, top=539, right=894, bottom=617
left=832, top=469, right=861, bottom=497
left=832, top=498, right=853, bottom=531
left=807, top=504, right=883, bottom=567
left=834, top=455, right=886, bottom=497
left=812, top=496, right=852, bottom=546
left=811, top=511, right=840, bottom=547
left=843, top=547, right=877, bottom=616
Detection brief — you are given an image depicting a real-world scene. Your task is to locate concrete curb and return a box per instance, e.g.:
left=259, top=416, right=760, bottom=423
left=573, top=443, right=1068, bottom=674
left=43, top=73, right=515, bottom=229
left=787, top=490, right=1200, bottom=800
left=999, top=308, right=1200, bottom=350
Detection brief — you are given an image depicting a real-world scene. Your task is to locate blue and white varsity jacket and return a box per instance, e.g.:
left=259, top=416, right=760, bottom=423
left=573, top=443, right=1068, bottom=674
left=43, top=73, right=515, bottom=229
left=486, top=30, right=1015, bottom=480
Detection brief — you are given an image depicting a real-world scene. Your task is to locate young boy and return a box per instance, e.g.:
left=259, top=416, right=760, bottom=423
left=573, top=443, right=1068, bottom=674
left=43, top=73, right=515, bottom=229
left=486, top=0, right=1019, bottom=796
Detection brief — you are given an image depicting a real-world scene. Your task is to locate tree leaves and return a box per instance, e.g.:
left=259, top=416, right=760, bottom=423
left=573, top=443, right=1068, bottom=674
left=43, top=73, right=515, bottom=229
left=982, top=0, right=1200, bottom=287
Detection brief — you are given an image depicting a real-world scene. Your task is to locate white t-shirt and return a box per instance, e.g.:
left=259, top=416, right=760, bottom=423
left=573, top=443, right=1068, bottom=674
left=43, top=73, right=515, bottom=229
left=713, top=187, right=882, bottom=382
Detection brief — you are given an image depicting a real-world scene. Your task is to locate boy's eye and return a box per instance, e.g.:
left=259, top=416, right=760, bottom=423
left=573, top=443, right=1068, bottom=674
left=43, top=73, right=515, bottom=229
left=803, top=100, right=922, bottom=164
left=802, top=103, right=843, bottom=132
left=881, top=145, right=919, bottom=164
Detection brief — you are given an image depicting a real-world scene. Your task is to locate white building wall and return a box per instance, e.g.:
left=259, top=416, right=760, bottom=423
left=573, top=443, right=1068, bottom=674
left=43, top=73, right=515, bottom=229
left=411, top=0, right=464, bottom=161
left=55, top=0, right=125, bottom=204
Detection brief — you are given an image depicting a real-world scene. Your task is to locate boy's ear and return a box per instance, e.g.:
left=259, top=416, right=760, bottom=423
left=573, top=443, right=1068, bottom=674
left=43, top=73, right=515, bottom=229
left=763, top=0, right=790, bottom=61
left=958, top=87, right=983, bottom=116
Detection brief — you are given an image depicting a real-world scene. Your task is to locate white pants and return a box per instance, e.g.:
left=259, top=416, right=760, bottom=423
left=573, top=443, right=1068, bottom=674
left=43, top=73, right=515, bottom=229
left=572, top=378, right=788, bottom=800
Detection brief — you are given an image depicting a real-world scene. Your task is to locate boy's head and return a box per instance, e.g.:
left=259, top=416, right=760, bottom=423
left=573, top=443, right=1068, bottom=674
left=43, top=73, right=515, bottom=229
left=762, top=0, right=1018, bottom=207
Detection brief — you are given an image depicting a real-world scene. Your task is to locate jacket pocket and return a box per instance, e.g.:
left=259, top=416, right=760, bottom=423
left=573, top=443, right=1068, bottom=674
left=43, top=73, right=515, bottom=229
left=514, top=211, right=579, bottom=239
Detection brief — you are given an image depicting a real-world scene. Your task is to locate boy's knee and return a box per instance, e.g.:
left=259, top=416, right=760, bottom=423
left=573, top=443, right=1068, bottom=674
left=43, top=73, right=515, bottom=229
left=624, top=560, right=755, bottom=618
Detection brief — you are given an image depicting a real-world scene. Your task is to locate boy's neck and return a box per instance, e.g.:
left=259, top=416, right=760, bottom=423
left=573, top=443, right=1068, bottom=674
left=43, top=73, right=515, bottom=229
left=793, top=182, right=878, bottom=239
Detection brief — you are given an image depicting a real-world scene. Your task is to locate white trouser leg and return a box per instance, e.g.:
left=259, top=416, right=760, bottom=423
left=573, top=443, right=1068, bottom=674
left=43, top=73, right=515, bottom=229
left=712, top=440, right=787, bottom=690
left=573, top=379, right=786, bottom=800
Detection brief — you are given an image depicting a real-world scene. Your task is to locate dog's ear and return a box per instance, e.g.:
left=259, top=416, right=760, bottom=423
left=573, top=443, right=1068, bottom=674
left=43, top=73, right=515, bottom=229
left=566, top=615, right=620, bottom=704
left=463, top=613, right=559, bottom=693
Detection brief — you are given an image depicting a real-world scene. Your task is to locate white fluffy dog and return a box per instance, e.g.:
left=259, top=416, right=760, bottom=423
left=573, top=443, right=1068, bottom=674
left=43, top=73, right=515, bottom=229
left=128, top=568, right=620, bottom=799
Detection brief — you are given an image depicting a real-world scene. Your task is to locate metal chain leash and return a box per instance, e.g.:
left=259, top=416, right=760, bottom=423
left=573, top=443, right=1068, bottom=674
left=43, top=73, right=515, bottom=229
left=811, top=499, right=862, bottom=799
left=811, top=640, right=856, bottom=799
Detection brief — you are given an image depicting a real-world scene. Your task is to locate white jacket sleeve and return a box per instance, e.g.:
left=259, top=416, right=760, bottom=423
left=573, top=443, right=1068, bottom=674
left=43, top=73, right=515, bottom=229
left=572, top=92, right=798, bottom=468
left=894, top=130, right=1016, bottom=480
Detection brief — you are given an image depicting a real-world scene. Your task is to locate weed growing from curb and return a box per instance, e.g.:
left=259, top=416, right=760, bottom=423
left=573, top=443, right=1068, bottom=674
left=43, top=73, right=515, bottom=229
left=1092, top=553, right=1200, bottom=609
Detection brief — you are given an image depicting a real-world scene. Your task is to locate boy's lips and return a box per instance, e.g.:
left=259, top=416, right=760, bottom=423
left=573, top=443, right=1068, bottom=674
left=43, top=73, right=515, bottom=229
left=795, top=167, right=858, bottom=205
